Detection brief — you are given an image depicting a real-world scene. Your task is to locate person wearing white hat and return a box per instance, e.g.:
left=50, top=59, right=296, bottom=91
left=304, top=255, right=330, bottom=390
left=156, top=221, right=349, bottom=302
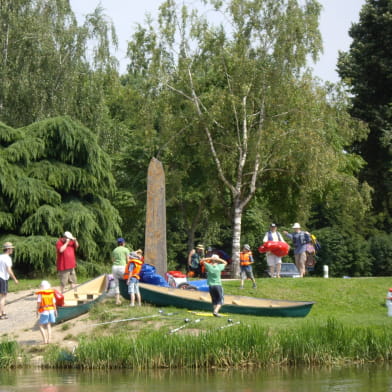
left=283, top=223, right=311, bottom=277
left=200, top=254, right=228, bottom=317
left=56, top=231, right=79, bottom=293
left=0, top=242, right=18, bottom=319
left=36, top=280, right=57, bottom=344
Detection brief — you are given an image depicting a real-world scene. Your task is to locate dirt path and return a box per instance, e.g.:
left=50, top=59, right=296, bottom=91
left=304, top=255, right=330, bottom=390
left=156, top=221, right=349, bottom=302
left=2, top=289, right=89, bottom=349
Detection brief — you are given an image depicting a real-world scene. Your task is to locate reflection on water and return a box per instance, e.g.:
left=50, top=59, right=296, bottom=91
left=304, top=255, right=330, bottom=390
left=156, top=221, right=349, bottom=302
left=0, top=365, right=391, bottom=392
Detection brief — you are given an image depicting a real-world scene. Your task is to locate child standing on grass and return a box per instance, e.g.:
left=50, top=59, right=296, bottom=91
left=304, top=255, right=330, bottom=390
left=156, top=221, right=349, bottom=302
left=124, top=252, right=144, bottom=307
left=36, top=280, right=57, bottom=344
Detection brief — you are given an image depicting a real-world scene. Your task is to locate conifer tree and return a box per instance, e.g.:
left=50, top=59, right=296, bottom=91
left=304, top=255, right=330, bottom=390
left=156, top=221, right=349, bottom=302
left=0, top=116, right=121, bottom=274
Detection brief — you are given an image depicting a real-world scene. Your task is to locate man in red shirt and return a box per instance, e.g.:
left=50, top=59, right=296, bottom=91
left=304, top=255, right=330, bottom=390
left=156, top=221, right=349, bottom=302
left=56, top=231, right=79, bottom=293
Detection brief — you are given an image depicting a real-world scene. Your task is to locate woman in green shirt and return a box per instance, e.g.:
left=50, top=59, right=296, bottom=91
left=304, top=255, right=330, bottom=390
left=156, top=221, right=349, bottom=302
left=200, top=254, right=227, bottom=317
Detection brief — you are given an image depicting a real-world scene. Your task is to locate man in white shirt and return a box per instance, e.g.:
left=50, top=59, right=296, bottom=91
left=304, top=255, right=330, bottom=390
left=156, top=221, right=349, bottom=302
left=263, top=224, right=286, bottom=278
left=0, top=242, right=19, bottom=319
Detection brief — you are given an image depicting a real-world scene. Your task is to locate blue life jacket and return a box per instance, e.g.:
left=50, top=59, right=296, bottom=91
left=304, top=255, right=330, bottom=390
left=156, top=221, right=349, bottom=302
left=267, top=231, right=283, bottom=241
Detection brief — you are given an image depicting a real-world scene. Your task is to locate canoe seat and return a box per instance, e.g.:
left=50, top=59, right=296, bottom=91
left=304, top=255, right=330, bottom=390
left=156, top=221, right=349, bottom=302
left=75, top=294, right=99, bottom=300
left=64, top=300, right=78, bottom=306
left=232, top=300, right=242, bottom=305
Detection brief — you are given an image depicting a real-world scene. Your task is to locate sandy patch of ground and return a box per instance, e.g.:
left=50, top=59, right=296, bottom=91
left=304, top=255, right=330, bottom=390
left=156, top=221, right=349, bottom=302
left=2, top=289, right=92, bottom=349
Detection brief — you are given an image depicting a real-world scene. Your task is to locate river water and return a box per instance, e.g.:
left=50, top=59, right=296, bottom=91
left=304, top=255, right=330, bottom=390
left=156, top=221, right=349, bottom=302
left=0, top=366, right=391, bottom=392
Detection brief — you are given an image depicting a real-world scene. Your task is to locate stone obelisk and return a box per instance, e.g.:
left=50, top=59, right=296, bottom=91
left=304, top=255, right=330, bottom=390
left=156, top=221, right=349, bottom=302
left=144, top=157, right=167, bottom=276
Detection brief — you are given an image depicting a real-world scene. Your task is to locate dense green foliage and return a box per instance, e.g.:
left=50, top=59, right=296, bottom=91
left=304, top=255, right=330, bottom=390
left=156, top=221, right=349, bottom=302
left=337, top=0, right=392, bottom=231
left=0, top=116, right=121, bottom=274
left=0, top=0, right=390, bottom=276
left=120, top=0, right=371, bottom=275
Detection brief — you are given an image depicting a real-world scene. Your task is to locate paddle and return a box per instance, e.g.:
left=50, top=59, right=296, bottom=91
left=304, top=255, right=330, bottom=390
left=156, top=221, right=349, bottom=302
left=6, top=292, right=34, bottom=305
left=169, top=318, right=203, bottom=334
left=219, top=320, right=240, bottom=329
left=90, top=310, right=177, bottom=326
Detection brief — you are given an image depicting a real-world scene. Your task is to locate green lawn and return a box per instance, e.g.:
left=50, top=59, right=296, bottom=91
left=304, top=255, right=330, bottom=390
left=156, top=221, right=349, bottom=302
left=222, top=277, right=392, bottom=327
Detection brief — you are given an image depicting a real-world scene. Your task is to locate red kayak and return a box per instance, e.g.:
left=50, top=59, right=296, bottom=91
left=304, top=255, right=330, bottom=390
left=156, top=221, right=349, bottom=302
left=258, top=241, right=290, bottom=257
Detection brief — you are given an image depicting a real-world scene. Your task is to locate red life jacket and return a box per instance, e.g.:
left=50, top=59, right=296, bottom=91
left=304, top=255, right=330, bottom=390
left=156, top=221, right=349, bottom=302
left=123, top=258, right=143, bottom=280
left=36, top=289, right=56, bottom=313
left=240, top=251, right=253, bottom=266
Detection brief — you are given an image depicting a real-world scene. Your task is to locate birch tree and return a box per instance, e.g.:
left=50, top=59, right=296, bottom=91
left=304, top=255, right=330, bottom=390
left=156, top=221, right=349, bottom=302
left=127, top=0, right=368, bottom=276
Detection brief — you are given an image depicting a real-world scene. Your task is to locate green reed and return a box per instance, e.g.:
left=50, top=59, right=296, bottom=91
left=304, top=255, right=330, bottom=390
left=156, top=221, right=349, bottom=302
left=47, top=318, right=392, bottom=369
left=0, top=340, right=23, bottom=368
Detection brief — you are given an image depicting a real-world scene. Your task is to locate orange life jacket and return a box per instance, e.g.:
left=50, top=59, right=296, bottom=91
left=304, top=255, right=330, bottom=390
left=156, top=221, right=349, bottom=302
left=123, top=258, right=143, bottom=280
left=240, top=251, right=253, bottom=266
left=36, top=289, right=56, bottom=313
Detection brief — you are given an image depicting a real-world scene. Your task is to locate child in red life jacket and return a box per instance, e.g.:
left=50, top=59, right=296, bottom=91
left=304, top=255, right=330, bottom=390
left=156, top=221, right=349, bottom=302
left=123, top=252, right=144, bottom=307
left=36, top=280, right=57, bottom=344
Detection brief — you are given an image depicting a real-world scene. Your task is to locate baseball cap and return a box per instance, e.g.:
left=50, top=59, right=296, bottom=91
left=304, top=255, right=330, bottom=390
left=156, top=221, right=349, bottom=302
left=117, top=237, right=125, bottom=244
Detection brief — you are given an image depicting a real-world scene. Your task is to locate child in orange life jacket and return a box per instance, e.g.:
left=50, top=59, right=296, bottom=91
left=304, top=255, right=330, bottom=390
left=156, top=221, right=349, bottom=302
left=36, top=280, right=57, bottom=344
left=124, top=252, right=144, bottom=306
left=240, top=244, right=257, bottom=289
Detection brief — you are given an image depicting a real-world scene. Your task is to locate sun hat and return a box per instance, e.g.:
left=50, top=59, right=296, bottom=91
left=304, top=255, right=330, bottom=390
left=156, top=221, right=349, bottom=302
left=196, top=244, right=204, bottom=250
left=243, top=244, right=251, bottom=250
left=64, top=231, right=75, bottom=240
left=40, top=280, right=51, bottom=290
left=129, top=251, right=140, bottom=259
left=211, top=254, right=219, bottom=260
left=292, top=223, right=301, bottom=229
left=3, top=242, right=15, bottom=249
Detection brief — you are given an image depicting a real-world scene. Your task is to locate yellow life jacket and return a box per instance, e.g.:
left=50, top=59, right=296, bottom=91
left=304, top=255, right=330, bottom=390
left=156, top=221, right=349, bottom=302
left=36, top=289, right=56, bottom=313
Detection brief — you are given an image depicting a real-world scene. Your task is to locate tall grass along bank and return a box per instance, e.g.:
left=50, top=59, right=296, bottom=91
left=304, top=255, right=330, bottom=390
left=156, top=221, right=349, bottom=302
left=45, top=318, right=392, bottom=369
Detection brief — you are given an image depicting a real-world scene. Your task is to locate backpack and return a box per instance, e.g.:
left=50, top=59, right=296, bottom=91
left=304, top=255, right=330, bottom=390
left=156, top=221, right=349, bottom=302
left=311, top=234, right=321, bottom=253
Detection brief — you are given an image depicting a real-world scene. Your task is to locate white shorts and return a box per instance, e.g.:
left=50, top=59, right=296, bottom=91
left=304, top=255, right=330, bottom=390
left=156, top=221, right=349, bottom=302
left=266, top=253, right=282, bottom=267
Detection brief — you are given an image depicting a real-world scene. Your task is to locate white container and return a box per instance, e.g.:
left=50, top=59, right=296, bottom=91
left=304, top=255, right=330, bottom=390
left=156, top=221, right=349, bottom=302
left=387, top=299, right=392, bottom=317
left=323, top=265, right=329, bottom=278
left=386, top=288, right=392, bottom=307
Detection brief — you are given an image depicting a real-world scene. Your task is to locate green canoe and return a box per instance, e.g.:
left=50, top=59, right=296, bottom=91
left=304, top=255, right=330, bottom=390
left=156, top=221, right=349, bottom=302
left=56, top=274, right=108, bottom=324
left=119, top=280, right=314, bottom=317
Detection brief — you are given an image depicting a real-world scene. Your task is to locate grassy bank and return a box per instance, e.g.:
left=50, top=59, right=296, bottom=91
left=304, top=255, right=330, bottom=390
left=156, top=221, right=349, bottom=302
left=3, top=276, right=392, bottom=368
left=46, top=318, right=392, bottom=369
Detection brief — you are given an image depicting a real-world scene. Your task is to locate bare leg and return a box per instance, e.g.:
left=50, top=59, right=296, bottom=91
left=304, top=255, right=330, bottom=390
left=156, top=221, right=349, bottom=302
left=136, top=293, right=141, bottom=306
left=276, top=263, right=281, bottom=278
left=130, top=293, right=135, bottom=306
left=115, top=293, right=122, bottom=305
left=0, top=293, right=6, bottom=315
left=46, top=323, right=52, bottom=343
left=269, top=265, right=275, bottom=277
left=213, top=304, right=222, bottom=314
left=39, top=324, right=48, bottom=344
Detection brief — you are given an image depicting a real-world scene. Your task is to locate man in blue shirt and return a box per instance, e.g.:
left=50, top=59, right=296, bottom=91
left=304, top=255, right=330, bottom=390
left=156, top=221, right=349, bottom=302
left=283, top=223, right=311, bottom=278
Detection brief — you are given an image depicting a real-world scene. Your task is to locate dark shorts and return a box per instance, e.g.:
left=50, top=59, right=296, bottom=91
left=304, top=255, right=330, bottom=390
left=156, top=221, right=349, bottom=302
left=209, top=285, right=224, bottom=306
left=240, top=265, right=255, bottom=280
left=0, top=278, right=8, bottom=294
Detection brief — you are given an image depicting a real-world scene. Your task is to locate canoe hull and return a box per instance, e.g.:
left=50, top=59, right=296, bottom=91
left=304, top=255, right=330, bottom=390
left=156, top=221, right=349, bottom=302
left=56, top=275, right=108, bottom=324
left=120, top=280, right=313, bottom=318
